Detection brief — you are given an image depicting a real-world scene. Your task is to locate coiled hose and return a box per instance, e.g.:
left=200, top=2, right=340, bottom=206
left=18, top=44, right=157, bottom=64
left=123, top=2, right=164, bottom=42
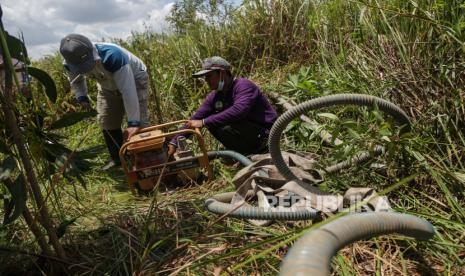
left=203, top=94, right=433, bottom=274
left=280, top=212, right=435, bottom=276
left=204, top=94, right=412, bottom=219
left=269, top=94, right=411, bottom=187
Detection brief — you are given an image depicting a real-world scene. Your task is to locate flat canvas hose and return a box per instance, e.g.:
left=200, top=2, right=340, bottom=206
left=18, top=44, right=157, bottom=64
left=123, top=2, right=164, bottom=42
left=203, top=147, right=387, bottom=219
left=205, top=152, right=319, bottom=220
left=279, top=212, right=435, bottom=276
left=269, top=93, right=411, bottom=190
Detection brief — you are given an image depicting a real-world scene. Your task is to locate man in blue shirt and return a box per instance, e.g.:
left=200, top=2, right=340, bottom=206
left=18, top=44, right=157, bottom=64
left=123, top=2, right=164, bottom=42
left=60, top=34, right=151, bottom=170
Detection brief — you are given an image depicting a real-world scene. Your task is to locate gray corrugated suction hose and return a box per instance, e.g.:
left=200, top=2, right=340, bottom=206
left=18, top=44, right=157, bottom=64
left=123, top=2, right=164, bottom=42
left=280, top=212, right=434, bottom=276
left=324, top=145, right=385, bottom=174
left=207, top=150, right=252, bottom=166
left=269, top=94, right=411, bottom=184
left=205, top=192, right=320, bottom=220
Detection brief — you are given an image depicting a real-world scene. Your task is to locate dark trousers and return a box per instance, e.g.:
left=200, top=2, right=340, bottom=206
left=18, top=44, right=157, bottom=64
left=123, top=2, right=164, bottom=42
left=208, top=120, right=269, bottom=155
left=102, top=129, right=123, bottom=163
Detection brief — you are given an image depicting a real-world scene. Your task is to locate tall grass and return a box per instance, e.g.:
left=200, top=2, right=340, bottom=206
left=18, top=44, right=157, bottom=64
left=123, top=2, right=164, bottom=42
left=3, top=0, right=464, bottom=274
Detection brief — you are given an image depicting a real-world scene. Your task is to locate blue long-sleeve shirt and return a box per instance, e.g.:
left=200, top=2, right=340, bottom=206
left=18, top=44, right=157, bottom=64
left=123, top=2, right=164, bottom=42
left=170, top=78, right=278, bottom=146
left=64, top=43, right=147, bottom=126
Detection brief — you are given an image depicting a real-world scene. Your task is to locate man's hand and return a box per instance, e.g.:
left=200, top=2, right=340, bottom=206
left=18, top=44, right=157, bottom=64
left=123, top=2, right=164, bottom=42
left=124, top=127, right=140, bottom=141
left=167, top=144, right=177, bottom=156
left=187, top=119, right=204, bottom=128
left=79, top=101, right=92, bottom=111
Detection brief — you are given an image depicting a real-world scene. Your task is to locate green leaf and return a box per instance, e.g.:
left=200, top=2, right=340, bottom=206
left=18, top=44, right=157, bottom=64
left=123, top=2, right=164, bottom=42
left=381, top=136, right=391, bottom=142
left=56, top=217, right=77, bottom=238
left=2, top=175, right=27, bottom=225
left=0, top=140, right=11, bottom=155
left=343, top=144, right=355, bottom=156
left=0, top=157, right=16, bottom=181
left=317, top=112, right=339, bottom=121
left=284, top=119, right=299, bottom=133
left=342, top=120, right=358, bottom=128
left=50, top=110, right=97, bottom=130
left=53, top=148, right=98, bottom=189
left=5, top=31, right=29, bottom=63
left=379, top=128, right=392, bottom=136
left=27, top=66, right=57, bottom=103
left=297, top=80, right=317, bottom=93
left=452, top=172, right=465, bottom=185
left=76, top=145, right=106, bottom=159
left=347, top=127, right=361, bottom=139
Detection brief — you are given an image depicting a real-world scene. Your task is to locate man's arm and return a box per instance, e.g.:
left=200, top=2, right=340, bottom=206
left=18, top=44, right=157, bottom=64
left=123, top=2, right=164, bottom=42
left=168, top=92, right=216, bottom=149
left=64, top=65, right=88, bottom=100
left=112, top=65, right=141, bottom=140
left=113, top=65, right=140, bottom=126
left=190, top=92, right=215, bottom=120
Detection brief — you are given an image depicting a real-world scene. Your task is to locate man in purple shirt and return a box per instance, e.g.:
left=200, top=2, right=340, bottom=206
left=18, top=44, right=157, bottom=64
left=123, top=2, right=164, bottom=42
left=168, top=56, right=278, bottom=155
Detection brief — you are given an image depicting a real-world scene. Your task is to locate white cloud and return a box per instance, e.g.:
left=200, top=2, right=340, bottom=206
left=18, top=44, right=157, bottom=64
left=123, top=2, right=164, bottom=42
left=1, top=0, right=174, bottom=60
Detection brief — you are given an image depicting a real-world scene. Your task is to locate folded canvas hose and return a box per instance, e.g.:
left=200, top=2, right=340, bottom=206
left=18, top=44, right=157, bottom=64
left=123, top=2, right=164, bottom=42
left=205, top=94, right=410, bottom=222
left=279, top=212, right=435, bottom=276
left=204, top=154, right=391, bottom=223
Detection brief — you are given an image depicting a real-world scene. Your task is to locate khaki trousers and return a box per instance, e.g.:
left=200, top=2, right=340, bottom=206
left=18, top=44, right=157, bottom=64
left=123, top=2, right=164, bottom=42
left=96, top=72, right=150, bottom=130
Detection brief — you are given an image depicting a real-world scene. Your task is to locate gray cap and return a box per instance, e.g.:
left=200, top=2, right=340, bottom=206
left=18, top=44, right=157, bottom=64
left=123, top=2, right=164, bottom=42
left=192, top=56, right=231, bottom=78
left=60, top=34, right=95, bottom=74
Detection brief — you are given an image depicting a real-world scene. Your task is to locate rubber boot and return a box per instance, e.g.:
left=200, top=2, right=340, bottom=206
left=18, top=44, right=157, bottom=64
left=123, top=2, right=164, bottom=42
left=101, top=129, right=123, bottom=171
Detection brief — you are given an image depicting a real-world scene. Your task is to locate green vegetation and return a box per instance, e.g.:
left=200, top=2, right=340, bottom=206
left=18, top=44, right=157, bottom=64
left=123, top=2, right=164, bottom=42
left=1, top=0, right=465, bottom=274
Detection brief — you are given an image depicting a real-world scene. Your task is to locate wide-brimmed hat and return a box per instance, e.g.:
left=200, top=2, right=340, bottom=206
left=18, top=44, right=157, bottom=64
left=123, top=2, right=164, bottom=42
left=192, top=56, right=231, bottom=78
left=60, top=34, right=95, bottom=74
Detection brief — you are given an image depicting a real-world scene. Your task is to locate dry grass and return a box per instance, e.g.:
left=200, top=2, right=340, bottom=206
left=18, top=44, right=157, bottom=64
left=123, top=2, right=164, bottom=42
left=2, top=0, right=465, bottom=274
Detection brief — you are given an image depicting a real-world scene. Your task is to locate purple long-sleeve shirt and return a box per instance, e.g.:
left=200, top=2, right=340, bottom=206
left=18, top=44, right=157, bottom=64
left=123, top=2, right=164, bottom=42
left=170, top=78, right=278, bottom=146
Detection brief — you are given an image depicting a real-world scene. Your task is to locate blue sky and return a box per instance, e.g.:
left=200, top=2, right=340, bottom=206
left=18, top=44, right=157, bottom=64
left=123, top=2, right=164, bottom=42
left=2, top=0, right=176, bottom=60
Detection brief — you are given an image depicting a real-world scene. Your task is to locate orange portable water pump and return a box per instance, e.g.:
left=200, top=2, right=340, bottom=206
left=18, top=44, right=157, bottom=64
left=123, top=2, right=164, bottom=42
left=119, top=120, right=213, bottom=193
